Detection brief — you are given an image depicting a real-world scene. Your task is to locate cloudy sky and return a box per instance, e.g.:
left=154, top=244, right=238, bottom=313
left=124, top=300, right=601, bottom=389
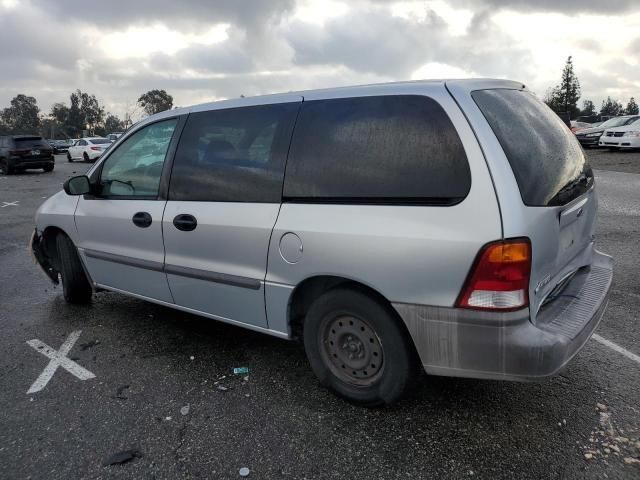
left=1, top=0, right=639, bottom=120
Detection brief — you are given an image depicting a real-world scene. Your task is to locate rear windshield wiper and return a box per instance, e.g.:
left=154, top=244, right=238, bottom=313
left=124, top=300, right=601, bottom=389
left=550, top=171, right=593, bottom=205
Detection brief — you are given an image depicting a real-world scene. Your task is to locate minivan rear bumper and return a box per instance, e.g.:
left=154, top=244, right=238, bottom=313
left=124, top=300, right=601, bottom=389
left=393, top=250, right=613, bottom=381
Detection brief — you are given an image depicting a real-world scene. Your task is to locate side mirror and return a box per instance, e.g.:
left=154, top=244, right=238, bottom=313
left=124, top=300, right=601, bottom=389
left=63, top=175, right=91, bottom=196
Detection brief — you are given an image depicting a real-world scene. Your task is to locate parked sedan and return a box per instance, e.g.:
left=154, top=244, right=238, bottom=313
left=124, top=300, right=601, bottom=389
left=51, top=139, right=72, bottom=154
left=575, top=115, right=640, bottom=147
left=599, top=118, right=640, bottom=150
left=67, top=137, right=112, bottom=162
left=570, top=121, right=591, bottom=133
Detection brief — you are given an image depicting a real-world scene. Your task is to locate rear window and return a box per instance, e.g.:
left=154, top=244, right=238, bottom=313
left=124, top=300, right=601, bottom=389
left=89, top=138, right=111, bottom=145
left=472, top=89, right=593, bottom=206
left=13, top=137, right=47, bottom=148
left=283, top=95, right=470, bottom=204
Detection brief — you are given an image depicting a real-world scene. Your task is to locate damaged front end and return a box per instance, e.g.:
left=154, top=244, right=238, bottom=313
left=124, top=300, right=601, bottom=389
left=29, top=229, right=60, bottom=285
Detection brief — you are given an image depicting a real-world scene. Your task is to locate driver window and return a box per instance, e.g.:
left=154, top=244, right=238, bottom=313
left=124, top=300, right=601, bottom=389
left=100, top=118, right=178, bottom=197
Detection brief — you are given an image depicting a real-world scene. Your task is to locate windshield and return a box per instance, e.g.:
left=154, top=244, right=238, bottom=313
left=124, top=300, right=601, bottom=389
left=472, top=88, right=593, bottom=207
left=601, top=117, right=634, bottom=128
left=89, top=138, right=111, bottom=145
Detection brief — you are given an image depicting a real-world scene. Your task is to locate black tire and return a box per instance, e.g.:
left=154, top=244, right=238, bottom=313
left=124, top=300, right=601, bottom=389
left=67, top=152, right=73, bottom=162
left=83, top=152, right=89, bottom=162
left=43, top=164, right=54, bottom=172
left=303, top=287, right=418, bottom=406
left=0, top=158, right=13, bottom=175
left=56, top=234, right=92, bottom=304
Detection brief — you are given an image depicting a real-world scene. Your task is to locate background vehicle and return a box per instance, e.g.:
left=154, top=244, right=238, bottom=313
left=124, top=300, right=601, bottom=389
left=50, top=139, right=72, bottom=154
left=107, top=132, right=124, bottom=142
left=575, top=115, right=640, bottom=147
left=0, top=135, right=54, bottom=174
left=570, top=121, right=591, bottom=132
left=599, top=118, right=640, bottom=150
left=32, top=80, right=612, bottom=406
left=66, top=137, right=111, bottom=162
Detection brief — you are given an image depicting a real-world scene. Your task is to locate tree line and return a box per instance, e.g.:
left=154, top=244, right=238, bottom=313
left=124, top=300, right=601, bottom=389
left=0, top=89, right=173, bottom=138
left=544, top=56, right=638, bottom=120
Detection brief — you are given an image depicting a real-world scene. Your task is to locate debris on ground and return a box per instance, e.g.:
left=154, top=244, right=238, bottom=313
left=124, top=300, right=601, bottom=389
left=102, top=449, right=142, bottom=466
left=165, top=416, right=172, bottom=421
left=190, top=356, right=195, bottom=361
left=80, top=339, right=100, bottom=351
left=233, top=367, right=249, bottom=375
left=217, top=385, right=229, bottom=392
left=239, top=467, right=250, bottom=477
left=115, top=385, right=130, bottom=400
left=581, top=402, right=640, bottom=467
left=180, top=404, right=190, bottom=416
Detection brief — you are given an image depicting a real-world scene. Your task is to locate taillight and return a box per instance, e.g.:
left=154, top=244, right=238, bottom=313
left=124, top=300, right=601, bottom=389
left=456, top=238, right=531, bottom=311
left=90, top=146, right=101, bottom=151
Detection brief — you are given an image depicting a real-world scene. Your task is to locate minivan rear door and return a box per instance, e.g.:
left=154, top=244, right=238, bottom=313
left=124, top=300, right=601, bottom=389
left=162, top=97, right=301, bottom=329
left=447, top=81, right=597, bottom=319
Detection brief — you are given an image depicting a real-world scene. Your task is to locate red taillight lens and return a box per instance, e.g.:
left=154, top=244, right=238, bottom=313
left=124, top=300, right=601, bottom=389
left=90, top=146, right=101, bottom=151
left=456, top=238, right=531, bottom=311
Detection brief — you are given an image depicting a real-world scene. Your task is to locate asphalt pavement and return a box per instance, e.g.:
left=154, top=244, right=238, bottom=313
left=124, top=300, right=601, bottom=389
left=0, top=151, right=639, bottom=479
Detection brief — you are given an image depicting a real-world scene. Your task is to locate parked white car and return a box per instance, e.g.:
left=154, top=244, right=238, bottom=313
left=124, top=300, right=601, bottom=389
left=67, top=137, right=112, bottom=162
left=599, top=118, right=640, bottom=149
left=599, top=119, right=640, bottom=149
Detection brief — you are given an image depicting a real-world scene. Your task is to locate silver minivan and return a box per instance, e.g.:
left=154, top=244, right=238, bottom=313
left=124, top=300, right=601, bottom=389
left=31, top=79, right=613, bottom=406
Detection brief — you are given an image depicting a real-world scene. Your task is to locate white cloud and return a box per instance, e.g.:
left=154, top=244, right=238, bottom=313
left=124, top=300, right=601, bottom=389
left=0, top=0, right=638, bottom=119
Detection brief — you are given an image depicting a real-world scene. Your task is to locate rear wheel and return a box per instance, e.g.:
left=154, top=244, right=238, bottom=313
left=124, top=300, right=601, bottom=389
left=303, top=288, right=418, bottom=406
left=67, top=152, right=73, bottom=162
left=43, top=164, right=54, bottom=172
left=83, top=152, right=89, bottom=162
left=56, top=234, right=92, bottom=304
left=0, top=158, right=13, bottom=175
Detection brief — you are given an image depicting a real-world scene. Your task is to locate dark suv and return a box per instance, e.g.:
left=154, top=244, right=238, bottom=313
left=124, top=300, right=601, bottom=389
left=0, top=135, right=54, bottom=174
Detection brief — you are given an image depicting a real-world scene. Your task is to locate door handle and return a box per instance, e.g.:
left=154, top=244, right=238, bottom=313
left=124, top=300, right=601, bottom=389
left=173, top=214, right=197, bottom=232
left=132, top=211, right=152, bottom=228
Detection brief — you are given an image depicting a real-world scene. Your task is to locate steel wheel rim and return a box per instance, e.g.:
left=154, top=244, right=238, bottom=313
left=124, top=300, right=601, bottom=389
left=319, top=314, right=384, bottom=386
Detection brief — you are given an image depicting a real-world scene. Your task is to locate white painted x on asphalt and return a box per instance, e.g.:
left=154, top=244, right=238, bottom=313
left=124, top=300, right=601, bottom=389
left=1, top=201, right=19, bottom=207
left=26, top=330, right=95, bottom=394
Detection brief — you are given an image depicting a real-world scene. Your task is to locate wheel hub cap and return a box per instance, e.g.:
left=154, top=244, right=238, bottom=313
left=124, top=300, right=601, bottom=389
left=322, top=315, right=384, bottom=385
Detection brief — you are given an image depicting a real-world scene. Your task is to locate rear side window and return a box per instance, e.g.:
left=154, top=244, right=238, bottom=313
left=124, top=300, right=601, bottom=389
left=283, top=95, right=470, bottom=204
left=169, top=102, right=300, bottom=202
left=472, top=89, right=593, bottom=206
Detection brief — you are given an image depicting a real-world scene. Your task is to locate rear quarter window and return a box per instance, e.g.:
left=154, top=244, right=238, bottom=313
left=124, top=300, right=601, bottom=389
left=283, top=95, right=470, bottom=204
left=472, top=89, right=593, bottom=206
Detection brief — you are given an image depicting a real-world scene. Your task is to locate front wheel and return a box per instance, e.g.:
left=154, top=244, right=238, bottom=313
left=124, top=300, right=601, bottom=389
left=83, top=152, right=89, bottom=162
left=67, top=152, right=73, bottom=162
left=43, top=164, right=54, bottom=172
left=56, top=234, right=92, bottom=304
left=303, top=288, right=418, bottom=406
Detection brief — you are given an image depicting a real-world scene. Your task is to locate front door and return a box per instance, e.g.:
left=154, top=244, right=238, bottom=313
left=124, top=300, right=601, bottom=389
left=162, top=99, right=301, bottom=327
left=75, top=117, right=181, bottom=302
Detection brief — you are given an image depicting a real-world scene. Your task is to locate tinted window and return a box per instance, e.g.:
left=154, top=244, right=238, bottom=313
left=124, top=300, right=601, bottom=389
left=79, top=140, right=87, bottom=146
left=169, top=102, right=299, bottom=202
left=89, top=138, right=111, bottom=145
left=472, top=89, right=593, bottom=206
left=100, top=118, right=178, bottom=197
left=14, top=137, right=47, bottom=148
left=283, top=95, right=470, bottom=203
